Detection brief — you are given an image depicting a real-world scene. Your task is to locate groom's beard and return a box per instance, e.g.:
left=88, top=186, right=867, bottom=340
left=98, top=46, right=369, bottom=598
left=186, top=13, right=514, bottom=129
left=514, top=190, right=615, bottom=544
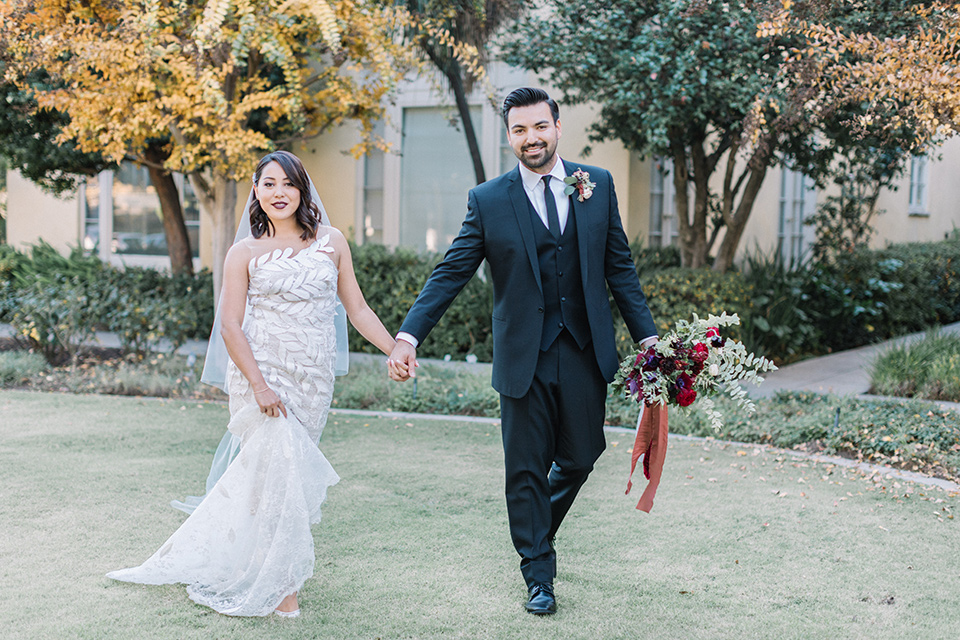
left=518, top=141, right=557, bottom=171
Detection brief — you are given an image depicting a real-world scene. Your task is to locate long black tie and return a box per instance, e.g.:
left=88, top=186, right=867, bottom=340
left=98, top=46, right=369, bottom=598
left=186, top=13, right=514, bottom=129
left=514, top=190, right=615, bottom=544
left=542, top=175, right=560, bottom=239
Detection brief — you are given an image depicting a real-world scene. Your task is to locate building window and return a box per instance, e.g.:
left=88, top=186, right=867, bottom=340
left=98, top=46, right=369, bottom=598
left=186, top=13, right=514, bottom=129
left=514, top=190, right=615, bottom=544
left=359, top=120, right=386, bottom=244
left=499, top=126, right=515, bottom=175
left=81, top=174, right=101, bottom=253
left=398, top=106, right=481, bottom=253
left=81, top=161, right=200, bottom=265
left=778, top=166, right=816, bottom=264
left=908, top=155, right=929, bottom=215
left=649, top=156, right=679, bottom=247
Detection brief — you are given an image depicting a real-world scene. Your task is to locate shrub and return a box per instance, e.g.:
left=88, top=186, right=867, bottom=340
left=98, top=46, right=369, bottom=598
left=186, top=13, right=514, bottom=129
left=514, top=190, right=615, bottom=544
left=924, top=354, right=960, bottom=401
left=608, top=390, right=960, bottom=482
left=805, top=239, right=960, bottom=352
left=387, top=366, right=499, bottom=417
left=0, top=350, right=47, bottom=385
left=612, top=267, right=752, bottom=358
left=739, top=248, right=817, bottom=363
left=0, top=242, right=214, bottom=357
left=332, top=359, right=499, bottom=417
left=349, top=243, right=493, bottom=361
left=6, top=278, right=103, bottom=364
left=871, top=330, right=960, bottom=402
left=100, top=267, right=214, bottom=355
left=5, top=241, right=105, bottom=289
left=631, top=241, right=682, bottom=273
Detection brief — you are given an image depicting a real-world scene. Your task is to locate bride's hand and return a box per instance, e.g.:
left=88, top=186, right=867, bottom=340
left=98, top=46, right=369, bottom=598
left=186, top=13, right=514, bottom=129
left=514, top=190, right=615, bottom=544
left=254, top=387, right=288, bottom=418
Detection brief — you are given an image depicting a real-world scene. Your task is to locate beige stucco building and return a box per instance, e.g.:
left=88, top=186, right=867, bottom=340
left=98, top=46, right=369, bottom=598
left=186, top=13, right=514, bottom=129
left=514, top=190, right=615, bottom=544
left=6, top=65, right=959, bottom=269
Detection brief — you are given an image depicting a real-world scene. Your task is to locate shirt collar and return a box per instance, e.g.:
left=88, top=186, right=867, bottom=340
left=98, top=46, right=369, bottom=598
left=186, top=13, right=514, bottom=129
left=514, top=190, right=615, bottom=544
left=518, top=156, right=566, bottom=191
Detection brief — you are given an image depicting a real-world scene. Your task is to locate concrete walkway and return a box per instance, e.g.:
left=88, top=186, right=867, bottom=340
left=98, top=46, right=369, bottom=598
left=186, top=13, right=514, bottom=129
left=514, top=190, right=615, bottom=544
left=752, top=321, right=960, bottom=407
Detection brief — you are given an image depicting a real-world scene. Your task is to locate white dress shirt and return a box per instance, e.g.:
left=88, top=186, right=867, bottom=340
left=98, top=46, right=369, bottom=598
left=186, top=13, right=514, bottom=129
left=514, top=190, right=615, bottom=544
left=519, top=156, right=570, bottom=234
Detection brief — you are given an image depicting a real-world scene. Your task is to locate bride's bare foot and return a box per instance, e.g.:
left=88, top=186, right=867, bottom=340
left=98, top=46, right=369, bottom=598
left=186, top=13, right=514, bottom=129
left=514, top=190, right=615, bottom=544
left=275, top=592, right=300, bottom=617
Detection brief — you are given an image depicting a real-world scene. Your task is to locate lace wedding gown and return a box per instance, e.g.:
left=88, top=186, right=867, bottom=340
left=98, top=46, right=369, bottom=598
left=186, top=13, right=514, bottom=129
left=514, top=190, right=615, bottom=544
left=108, top=236, right=341, bottom=617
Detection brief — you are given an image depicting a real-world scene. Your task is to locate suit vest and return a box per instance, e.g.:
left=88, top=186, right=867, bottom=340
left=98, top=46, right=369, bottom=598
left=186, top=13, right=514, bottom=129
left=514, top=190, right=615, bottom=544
left=529, top=199, right=591, bottom=351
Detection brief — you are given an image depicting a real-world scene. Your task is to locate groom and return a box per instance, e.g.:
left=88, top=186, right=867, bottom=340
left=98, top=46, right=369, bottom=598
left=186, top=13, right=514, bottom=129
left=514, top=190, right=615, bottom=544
left=387, top=87, right=658, bottom=615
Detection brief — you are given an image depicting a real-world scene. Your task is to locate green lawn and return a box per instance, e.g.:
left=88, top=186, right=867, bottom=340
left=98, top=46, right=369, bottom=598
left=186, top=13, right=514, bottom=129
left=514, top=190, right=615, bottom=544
left=1, top=389, right=958, bottom=640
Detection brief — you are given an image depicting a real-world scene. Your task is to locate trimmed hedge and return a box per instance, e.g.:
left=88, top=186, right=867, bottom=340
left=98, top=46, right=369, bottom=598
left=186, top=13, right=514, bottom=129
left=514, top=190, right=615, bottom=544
left=612, top=266, right=753, bottom=359
left=347, top=242, right=493, bottom=361
left=349, top=240, right=744, bottom=362
left=4, top=234, right=960, bottom=366
left=0, top=241, right=214, bottom=363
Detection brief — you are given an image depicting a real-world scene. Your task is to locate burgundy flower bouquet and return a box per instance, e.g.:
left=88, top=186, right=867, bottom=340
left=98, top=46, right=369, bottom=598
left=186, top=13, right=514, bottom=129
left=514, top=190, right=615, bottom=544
left=614, top=313, right=777, bottom=512
left=613, top=312, right=777, bottom=431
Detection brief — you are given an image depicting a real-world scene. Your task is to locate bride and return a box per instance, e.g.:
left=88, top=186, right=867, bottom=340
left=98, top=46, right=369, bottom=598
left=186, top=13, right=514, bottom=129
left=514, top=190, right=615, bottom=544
left=107, top=150, right=396, bottom=617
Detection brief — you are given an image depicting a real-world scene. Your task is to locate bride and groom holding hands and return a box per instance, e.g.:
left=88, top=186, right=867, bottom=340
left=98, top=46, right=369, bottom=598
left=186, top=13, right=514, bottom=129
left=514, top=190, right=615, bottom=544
left=108, top=87, right=658, bottom=619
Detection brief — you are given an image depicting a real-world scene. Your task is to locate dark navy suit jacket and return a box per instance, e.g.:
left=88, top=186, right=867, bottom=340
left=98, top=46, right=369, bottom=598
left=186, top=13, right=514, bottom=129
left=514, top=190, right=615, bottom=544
left=399, top=160, right=657, bottom=399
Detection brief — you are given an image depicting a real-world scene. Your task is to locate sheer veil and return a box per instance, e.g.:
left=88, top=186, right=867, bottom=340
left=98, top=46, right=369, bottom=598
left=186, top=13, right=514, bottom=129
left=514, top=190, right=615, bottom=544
left=174, top=176, right=349, bottom=514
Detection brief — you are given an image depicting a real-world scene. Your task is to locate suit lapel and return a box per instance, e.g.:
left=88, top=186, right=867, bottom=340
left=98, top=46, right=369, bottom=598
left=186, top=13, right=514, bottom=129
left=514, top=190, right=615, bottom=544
left=507, top=168, right=543, bottom=294
left=565, top=160, right=591, bottom=287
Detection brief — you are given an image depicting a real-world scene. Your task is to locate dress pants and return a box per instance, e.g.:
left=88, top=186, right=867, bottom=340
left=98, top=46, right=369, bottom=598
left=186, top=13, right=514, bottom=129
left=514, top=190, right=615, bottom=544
left=499, top=330, right=608, bottom=589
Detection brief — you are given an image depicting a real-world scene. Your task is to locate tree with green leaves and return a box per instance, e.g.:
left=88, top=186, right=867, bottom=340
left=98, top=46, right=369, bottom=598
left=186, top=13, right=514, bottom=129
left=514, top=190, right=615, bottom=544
left=504, top=0, right=929, bottom=271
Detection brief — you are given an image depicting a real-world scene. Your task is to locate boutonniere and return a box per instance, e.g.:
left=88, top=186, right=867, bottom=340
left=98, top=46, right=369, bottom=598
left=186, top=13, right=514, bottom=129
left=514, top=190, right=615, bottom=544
left=563, top=168, right=596, bottom=202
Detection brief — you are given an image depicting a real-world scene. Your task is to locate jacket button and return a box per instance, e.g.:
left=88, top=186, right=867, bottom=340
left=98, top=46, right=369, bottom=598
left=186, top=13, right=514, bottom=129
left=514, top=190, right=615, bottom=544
left=557, top=246, right=563, bottom=252
left=538, top=307, right=544, bottom=313
left=561, top=297, right=566, bottom=302
left=558, top=322, right=564, bottom=328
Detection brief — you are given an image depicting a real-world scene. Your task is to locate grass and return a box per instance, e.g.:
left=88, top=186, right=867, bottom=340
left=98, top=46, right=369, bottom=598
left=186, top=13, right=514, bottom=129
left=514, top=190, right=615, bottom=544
left=2, top=389, right=959, bottom=639
left=871, top=329, right=960, bottom=402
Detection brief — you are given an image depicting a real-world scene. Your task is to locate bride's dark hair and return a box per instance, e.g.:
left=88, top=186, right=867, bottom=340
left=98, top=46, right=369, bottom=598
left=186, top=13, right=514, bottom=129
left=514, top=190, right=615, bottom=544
left=249, top=150, right=321, bottom=240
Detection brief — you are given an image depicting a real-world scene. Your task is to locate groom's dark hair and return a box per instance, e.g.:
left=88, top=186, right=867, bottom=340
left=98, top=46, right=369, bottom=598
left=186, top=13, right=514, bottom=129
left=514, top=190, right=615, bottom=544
left=501, top=88, right=559, bottom=128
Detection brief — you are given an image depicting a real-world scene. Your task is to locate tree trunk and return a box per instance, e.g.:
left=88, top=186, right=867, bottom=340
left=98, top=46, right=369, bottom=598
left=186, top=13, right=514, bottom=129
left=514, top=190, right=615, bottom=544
left=189, top=172, right=238, bottom=305
left=143, top=144, right=193, bottom=276
left=443, top=61, right=486, bottom=185
left=689, top=141, right=711, bottom=268
left=670, top=140, right=695, bottom=267
left=713, top=163, right=768, bottom=272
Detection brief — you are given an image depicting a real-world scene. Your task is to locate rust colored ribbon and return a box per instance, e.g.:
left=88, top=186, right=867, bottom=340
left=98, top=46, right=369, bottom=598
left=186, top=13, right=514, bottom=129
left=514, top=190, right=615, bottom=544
left=625, top=402, right=669, bottom=513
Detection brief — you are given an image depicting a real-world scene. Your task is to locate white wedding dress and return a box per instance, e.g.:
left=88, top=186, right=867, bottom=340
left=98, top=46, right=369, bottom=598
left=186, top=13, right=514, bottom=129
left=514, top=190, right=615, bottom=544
left=108, top=236, right=341, bottom=617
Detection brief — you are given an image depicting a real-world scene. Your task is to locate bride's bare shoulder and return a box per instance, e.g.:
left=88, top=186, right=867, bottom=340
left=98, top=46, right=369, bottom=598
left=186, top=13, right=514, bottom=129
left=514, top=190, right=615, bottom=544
left=316, top=224, right=343, bottom=239
left=226, top=238, right=257, bottom=261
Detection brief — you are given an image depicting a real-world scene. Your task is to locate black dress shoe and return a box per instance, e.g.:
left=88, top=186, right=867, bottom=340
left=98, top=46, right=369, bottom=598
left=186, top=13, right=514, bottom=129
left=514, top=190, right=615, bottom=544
left=525, top=583, right=557, bottom=615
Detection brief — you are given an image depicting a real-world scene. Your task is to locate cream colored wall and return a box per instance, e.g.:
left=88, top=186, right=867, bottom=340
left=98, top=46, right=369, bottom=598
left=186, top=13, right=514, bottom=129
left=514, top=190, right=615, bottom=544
left=871, top=136, right=960, bottom=245
left=293, top=127, right=360, bottom=236
left=6, top=169, right=81, bottom=254
left=626, top=154, right=654, bottom=243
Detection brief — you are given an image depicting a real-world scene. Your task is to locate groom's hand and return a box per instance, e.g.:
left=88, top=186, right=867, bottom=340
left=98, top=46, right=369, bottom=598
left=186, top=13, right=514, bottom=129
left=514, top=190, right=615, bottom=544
left=387, top=339, right=418, bottom=382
